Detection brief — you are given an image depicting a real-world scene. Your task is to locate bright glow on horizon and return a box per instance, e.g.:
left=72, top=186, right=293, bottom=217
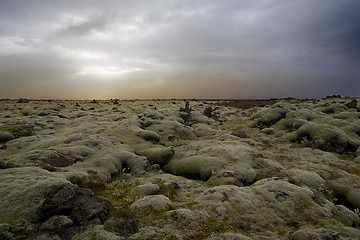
left=78, top=66, right=141, bottom=76
left=78, top=51, right=108, bottom=60
left=52, top=46, right=109, bottom=60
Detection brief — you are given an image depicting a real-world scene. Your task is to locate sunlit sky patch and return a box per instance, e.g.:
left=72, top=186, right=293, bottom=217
left=78, top=66, right=141, bottom=76
left=0, top=0, right=359, bottom=99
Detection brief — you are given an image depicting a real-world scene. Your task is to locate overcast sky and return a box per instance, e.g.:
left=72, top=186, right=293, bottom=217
left=0, top=0, right=359, bottom=99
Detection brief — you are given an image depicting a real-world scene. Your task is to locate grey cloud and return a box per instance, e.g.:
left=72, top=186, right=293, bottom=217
left=58, top=14, right=111, bottom=36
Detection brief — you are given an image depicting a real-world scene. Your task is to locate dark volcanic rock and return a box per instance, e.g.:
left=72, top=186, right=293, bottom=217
left=203, top=106, right=213, bottom=118
left=0, top=167, right=109, bottom=239
left=17, top=98, right=29, bottom=103
left=231, top=130, right=250, bottom=138
left=0, top=131, right=15, bottom=143
left=40, top=182, right=108, bottom=224
left=346, top=99, right=357, bottom=109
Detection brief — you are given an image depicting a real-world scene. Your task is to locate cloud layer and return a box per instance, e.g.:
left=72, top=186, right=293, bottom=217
left=0, top=0, right=359, bottom=99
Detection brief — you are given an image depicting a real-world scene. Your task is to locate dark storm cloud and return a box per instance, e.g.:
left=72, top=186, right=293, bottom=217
left=0, top=0, right=359, bottom=99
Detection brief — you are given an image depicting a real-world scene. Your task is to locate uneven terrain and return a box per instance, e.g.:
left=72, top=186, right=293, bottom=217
left=1, top=97, right=360, bottom=240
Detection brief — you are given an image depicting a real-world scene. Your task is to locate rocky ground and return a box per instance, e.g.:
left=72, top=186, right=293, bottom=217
left=0, top=97, right=360, bottom=240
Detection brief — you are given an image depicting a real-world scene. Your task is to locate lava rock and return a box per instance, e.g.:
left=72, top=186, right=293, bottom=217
left=0, top=131, right=15, bottom=143
left=231, top=130, right=250, bottom=138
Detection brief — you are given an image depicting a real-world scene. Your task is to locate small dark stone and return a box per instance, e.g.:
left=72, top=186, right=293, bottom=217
left=171, top=182, right=180, bottom=189
left=146, top=164, right=162, bottom=173
left=57, top=114, right=67, bottom=119
left=222, top=171, right=235, bottom=177
left=179, top=101, right=191, bottom=113
left=17, top=98, right=29, bottom=103
left=231, top=131, right=250, bottom=138
left=43, top=164, right=57, bottom=172
left=346, top=99, right=357, bottom=109
left=203, top=106, right=213, bottom=118
left=144, top=120, right=155, bottom=127
left=0, top=159, right=8, bottom=169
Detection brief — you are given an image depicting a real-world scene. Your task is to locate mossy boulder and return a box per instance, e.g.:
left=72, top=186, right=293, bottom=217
left=23, top=146, right=94, bottom=167
left=63, top=133, right=88, bottom=144
left=131, top=183, right=160, bottom=196
left=332, top=205, right=360, bottom=228
left=147, top=121, right=195, bottom=140
left=165, top=208, right=210, bottom=228
left=72, top=225, right=124, bottom=240
left=248, top=177, right=335, bottom=228
left=289, top=169, right=325, bottom=190
left=130, top=195, right=174, bottom=211
left=260, top=128, right=275, bottom=135
left=192, top=123, right=215, bottom=137
left=68, top=151, right=149, bottom=183
left=284, top=122, right=360, bottom=153
left=137, top=147, right=174, bottom=166
left=115, top=151, right=149, bottom=172
left=143, top=110, right=165, bottom=120
left=322, top=103, right=347, bottom=114
left=189, top=111, right=214, bottom=125
left=208, top=166, right=257, bottom=187
left=196, top=185, right=257, bottom=219
left=292, top=226, right=360, bottom=240
left=206, top=233, right=252, bottom=240
left=137, top=130, right=161, bottom=142
left=128, top=226, right=181, bottom=240
left=0, top=167, right=67, bottom=225
left=164, top=156, right=226, bottom=180
left=0, top=123, right=34, bottom=138
left=251, top=106, right=290, bottom=129
left=330, top=183, right=360, bottom=209
left=40, top=215, right=73, bottom=231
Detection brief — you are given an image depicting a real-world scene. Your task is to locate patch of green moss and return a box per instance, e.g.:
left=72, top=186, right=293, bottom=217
left=164, top=235, right=178, bottom=240
left=326, top=170, right=344, bottom=179
left=156, top=182, right=178, bottom=201
left=277, top=229, right=287, bottom=236
left=96, top=175, right=138, bottom=218
left=68, top=174, right=105, bottom=194
left=87, top=169, right=98, bottom=175
left=350, top=167, right=360, bottom=176
left=1, top=124, right=33, bottom=138
left=131, top=205, right=171, bottom=225
left=337, top=153, right=356, bottom=161
left=181, top=200, right=199, bottom=209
